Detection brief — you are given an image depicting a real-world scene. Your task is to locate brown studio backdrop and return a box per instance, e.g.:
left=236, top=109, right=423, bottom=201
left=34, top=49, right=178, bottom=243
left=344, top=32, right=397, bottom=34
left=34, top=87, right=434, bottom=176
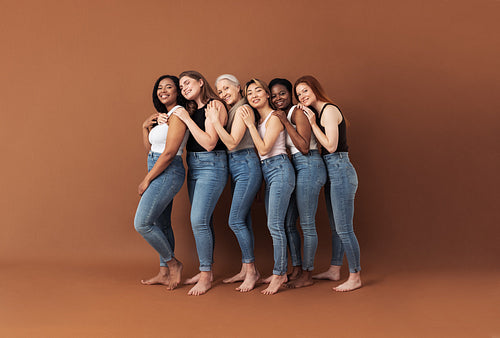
left=0, top=0, right=498, bottom=273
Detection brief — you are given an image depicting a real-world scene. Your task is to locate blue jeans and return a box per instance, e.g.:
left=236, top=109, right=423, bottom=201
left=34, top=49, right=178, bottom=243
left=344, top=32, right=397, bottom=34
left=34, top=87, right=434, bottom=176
left=228, top=148, right=263, bottom=263
left=261, top=154, right=295, bottom=275
left=187, top=151, right=228, bottom=272
left=285, top=150, right=327, bottom=271
left=323, top=152, right=361, bottom=273
left=134, top=152, right=185, bottom=267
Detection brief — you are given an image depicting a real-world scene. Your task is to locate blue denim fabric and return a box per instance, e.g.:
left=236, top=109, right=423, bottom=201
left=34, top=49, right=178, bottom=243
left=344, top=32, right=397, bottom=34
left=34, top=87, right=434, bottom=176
left=187, top=151, right=228, bottom=272
left=134, top=152, right=185, bottom=267
left=323, top=152, right=361, bottom=273
left=261, top=154, right=295, bottom=275
left=228, top=148, right=263, bottom=263
left=285, top=150, right=327, bottom=271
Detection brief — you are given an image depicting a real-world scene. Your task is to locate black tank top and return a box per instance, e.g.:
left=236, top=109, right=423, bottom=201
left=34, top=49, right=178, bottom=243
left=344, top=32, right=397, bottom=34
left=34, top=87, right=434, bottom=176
left=315, top=103, right=348, bottom=154
left=186, top=99, right=226, bottom=152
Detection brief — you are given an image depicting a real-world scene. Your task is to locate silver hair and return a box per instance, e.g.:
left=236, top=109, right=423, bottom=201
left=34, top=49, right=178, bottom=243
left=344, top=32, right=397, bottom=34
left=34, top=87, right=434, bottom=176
left=215, top=74, right=240, bottom=88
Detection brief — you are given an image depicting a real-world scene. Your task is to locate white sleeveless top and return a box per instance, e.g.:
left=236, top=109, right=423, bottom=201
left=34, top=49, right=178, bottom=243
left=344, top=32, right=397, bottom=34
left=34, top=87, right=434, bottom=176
left=148, top=105, right=189, bottom=155
left=286, top=105, right=318, bottom=155
left=257, top=111, right=286, bottom=161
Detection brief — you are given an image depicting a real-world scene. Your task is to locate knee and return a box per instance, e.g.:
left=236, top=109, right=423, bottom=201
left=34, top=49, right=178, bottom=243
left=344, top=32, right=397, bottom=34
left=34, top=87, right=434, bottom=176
left=335, top=226, right=354, bottom=239
left=134, top=217, right=151, bottom=235
left=228, top=219, right=246, bottom=232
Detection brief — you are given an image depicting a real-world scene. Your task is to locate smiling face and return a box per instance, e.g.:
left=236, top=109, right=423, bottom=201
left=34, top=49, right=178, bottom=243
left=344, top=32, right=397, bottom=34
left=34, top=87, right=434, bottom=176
left=216, top=79, right=241, bottom=106
left=179, top=76, right=203, bottom=101
left=295, top=83, right=317, bottom=107
left=271, top=84, right=292, bottom=111
left=156, top=78, right=178, bottom=107
left=245, top=83, right=269, bottom=110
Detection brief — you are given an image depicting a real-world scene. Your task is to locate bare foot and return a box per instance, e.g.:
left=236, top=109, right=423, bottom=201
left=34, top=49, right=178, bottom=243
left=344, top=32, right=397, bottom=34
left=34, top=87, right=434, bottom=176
left=140, top=266, right=170, bottom=285
left=313, top=265, right=341, bottom=281
left=286, top=271, right=314, bottom=289
left=261, top=274, right=288, bottom=295
left=184, top=272, right=214, bottom=285
left=223, top=264, right=247, bottom=284
left=333, top=272, right=362, bottom=292
left=166, top=258, right=183, bottom=290
left=188, top=271, right=213, bottom=296
left=260, top=275, right=273, bottom=284
left=288, top=266, right=302, bottom=281
left=236, top=268, right=260, bottom=293
left=184, top=272, right=200, bottom=285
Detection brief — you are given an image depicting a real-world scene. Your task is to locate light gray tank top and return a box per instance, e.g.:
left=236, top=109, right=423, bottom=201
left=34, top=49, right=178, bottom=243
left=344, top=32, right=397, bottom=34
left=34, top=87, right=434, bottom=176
left=226, top=98, right=255, bottom=153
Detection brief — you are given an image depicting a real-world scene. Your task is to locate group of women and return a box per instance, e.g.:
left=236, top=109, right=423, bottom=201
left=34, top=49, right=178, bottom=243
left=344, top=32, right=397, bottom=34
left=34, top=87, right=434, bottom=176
left=134, top=71, right=362, bottom=296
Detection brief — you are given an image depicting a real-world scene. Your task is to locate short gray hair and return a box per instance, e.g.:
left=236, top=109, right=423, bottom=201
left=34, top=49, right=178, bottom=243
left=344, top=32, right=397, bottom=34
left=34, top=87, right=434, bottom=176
left=215, top=74, right=240, bottom=88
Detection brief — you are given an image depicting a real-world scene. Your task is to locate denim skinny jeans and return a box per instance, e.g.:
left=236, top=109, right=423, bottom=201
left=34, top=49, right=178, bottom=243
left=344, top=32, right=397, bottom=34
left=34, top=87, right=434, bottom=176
left=134, top=152, right=185, bottom=267
left=228, top=148, right=263, bottom=263
left=285, top=150, right=327, bottom=271
left=323, top=152, right=361, bottom=273
left=261, top=154, right=295, bottom=275
left=187, top=150, right=228, bottom=272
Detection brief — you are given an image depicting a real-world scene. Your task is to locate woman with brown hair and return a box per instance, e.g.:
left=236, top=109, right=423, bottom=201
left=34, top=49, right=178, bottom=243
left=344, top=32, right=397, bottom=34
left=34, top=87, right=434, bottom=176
left=172, top=70, right=228, bottom=296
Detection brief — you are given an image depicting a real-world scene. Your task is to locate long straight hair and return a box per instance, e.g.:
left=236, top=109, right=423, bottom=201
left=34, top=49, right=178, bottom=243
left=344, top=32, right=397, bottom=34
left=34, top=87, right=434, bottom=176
left=293, top=75, right=335, bottom=104
left=294, top=75, right=348, bottom=125
left=179, top=70, right=225, bottom=113
left=243, top=78, right=270, bottom=121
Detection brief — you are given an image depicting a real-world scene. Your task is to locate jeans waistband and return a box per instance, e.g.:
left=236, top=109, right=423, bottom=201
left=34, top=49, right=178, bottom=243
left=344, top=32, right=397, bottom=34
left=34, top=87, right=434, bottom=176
left=188, top=150, right=226, bottom=159
left=292, top=149, right=320, bottom=160
left=260, top=153, right=288, bottom=165
left=323, top=151, right=349, bottom=159
left=228, top=148, right=255, bottom=158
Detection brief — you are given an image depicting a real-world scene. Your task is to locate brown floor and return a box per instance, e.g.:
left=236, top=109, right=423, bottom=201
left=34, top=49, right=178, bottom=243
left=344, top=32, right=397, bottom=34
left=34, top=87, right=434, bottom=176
left=1, top=258, right=499, bottom=338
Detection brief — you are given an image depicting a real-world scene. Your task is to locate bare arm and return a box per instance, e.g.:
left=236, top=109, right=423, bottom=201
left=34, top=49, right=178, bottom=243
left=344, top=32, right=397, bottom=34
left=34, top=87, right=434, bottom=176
left=141, top=113, right=158, bottom=151
left=206, top=103, right=248, bottom=151
left=273, top=107, right=311, bottom=155
left=174, top=101, right=227, bottom=151
left=138, top=115, right=187, bottom=195
left=241, top=107, right=283, bottom=156
left=302, top=104, right=341, bottom=153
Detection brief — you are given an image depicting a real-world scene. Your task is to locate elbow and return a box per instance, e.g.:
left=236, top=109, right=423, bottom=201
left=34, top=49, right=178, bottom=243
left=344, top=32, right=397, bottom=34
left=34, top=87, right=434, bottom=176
left=161, top=150, right=176, bottom=161
left=204, top=142, right=217, bottom=151
left=226, top=144, right=237, bottom=151
left=325, top=145, right=338, bottom=154
left=258, top=147, right=271, bottom=156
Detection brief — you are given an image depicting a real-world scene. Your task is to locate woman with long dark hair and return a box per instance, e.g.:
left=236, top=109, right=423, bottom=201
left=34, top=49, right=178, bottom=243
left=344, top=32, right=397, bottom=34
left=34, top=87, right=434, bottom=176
left=134, top=75, right=188, bottom=290
left=295, top=75, right=362, bottom=292
left=205, top=74, right=262, bottom=292
left=240, top=79, right=295, bottom=295
left=269, top=78, right=327, bottom=288
left=173, top=70, right=228, bottom=296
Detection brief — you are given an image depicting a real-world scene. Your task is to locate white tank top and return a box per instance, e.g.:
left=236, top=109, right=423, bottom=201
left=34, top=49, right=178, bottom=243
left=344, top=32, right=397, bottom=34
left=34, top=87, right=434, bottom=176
left=257, top=111, right=286, bottom=161
left=148, top=105, right=189, bottom=155
left=286, top=105, right=318, bottom=155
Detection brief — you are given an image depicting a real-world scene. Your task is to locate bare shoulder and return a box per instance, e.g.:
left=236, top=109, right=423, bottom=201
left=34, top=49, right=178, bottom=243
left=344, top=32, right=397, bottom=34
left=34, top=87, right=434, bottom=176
left=267, top=113, right=283, bottom=129
left=321, top=104, right=342, bottom=125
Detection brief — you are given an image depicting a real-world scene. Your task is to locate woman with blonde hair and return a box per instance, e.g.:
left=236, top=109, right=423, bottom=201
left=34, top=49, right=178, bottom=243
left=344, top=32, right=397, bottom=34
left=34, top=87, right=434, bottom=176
left=205, top=74, right=262, bottom=292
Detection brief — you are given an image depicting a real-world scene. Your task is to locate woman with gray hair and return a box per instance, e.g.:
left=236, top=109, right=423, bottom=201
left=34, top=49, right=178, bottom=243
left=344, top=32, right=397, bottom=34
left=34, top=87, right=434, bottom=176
left=205, top=74, right=263, bottom=292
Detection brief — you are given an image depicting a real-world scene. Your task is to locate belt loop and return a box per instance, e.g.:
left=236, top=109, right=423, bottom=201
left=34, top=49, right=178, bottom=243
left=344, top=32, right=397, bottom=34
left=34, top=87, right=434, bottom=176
left=339, top=153, right=343, bottom=159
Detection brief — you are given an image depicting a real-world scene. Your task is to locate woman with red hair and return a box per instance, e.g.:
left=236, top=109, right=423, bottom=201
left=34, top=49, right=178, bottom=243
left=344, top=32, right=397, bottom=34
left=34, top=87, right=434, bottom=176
left=294, top=75, right=362, bottom=292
